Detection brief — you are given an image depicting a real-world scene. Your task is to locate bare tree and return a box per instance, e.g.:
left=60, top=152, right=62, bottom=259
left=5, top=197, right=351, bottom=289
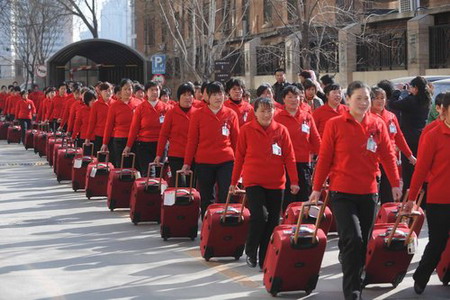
left=156, top=0, right=249, bottom=81
left=55, top=0, right=99, bottom=38
left=0, top=0, right=68, bottom=87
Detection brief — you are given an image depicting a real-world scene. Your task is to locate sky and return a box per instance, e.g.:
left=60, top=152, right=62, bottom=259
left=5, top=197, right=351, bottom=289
left=73, top=0, right=106, bottom=41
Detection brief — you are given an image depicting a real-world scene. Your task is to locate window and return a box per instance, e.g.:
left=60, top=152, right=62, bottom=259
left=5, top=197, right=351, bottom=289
left=263, top=0, right=272, bottom=25
left=144, top=17, right=155, bottom=46
left=242, top=0, right=250, bottom=35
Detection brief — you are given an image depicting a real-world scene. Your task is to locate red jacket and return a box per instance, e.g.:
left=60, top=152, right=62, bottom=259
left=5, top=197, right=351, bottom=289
left=5, top=94, right=20, bottom=115
left=193, top=99, right=206, bottom=108
left=86, top=96, right=112, bottom=140
left=274, top=109, right=321, bottom=163
left=67, top=100, right=84, bottom=133
left=72, top=105, right=91, bottom=140
left=417, top=119, right=442, bottom=183
left=0, top=92, right=7, bottom=110
left=409, top=121, right=450, bottom=204
left=15, top=99, right=36, bottom=119
left=224, top=99, right=255, bottom=127
left=127, top=100, right=171, bottom=147
left=373, top=109, right=413, bottom=158
left=29, top=91, right=45, bottom=110
left=36, top=97, right=49, bottom=122
left=313, top=103, right=348, bottom=137
left=48, top=94, right=67, bottom=120
left=184, top=106, right=239, bottom=165
left=44, top=97, right=54, bottom=121
left=157, top=104, right=197, bottom=158
left=300, top=101, right=312, bottom=114
left=60, top=94, right=76, bottom=128
left=231, top=119, right=299, bottom=189
left=103, top=98, right=141, bottom=145
left=313, top=110, right=399, bottom=194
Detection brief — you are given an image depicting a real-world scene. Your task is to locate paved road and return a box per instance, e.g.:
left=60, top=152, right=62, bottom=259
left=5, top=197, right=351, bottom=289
left=0, top=141, right=448, bottom=300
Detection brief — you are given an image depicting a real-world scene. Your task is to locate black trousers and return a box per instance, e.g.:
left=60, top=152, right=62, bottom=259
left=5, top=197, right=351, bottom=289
left=379, top=165, right=394, bottom=204
left=18, top=119, right=31, bottom=143
left=283, top=162, right=312, bottom=212
left=134, top=141, right=157, bottom=176
left=401, top=133, right=420, bottom=192
left=167, top=156, right=193, bottom=188
left=331, top=191, right=377, bottom=300
left=93, top=136, right=103, bottom=156
left=195, top=161, right=233, bottom=218
left=413, top=203, right=450, bottom=286
left=111, top=137, right=127, bottom=167
left=245, top=186, right=283, bottom=268
left=49, top=119, right=59, bottom=132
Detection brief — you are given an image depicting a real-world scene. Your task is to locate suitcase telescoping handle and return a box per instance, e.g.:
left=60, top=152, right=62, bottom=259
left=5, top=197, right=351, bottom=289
left=175, top=170, right=194, bottom=197
left=120, top=152, right=136, bottom=169
left=145, top=162, right=165, bottom=189
left=311, top=190, right=330, bottom=242
left=82, top=142, right=94, bottom=156
left=222, top=189, right=247, bottom=223
left=387, top=211, right=421, bottom=247
left=293, top=195, right=329, bottom=245
left=64, top=138, right=76, bottom=153
left=96, top=151, right=110, bottom=165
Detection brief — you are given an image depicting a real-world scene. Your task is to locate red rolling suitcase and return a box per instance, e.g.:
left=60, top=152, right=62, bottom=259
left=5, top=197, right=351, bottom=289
left=0, top=120, right=9, bottom=140
left=24, top=128, right=37, bottom=150
left=437, top=232, right=450, bottom=286
left=6, top=123, right=21, bottom=144
left=282, top=192, right=333, bottom=235
left=71, top=143, right=96, bottom=191
left=85, top=151, right=114, bottom=199
left=160, top=170, right=200, bottom=241
left=55, top=141, right=81, bottom=182
left=47, top=136, right=64, bottom=167
left=376, top=190, right=425, bottom=237
left=129, top=162, right=168, bottom=225
left=263, top=201, right=328, bottom=296
left=106, top=153, right=139, bottom=211
left=364, top=212, right=420, bottom=287
left=35, top=124, right=49, bottom=157
left=200, top=189, right=250, bottom=261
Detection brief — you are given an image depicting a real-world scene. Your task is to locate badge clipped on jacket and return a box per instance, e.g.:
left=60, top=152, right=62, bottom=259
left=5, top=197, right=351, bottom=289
left=272, top=143, right=282, bottom=156
left=367, top=135, right=377, bottom=153
left=243, top=111, right=248, bottom=122
left=28, top=104, right=32, bottom=110
left=301, top=122, right=310, bottom=134
left=389, top=122, right=397, bottom=134
left=159, top=114, right=165, bottom=124
left=222, top=123, right=229, bottom=136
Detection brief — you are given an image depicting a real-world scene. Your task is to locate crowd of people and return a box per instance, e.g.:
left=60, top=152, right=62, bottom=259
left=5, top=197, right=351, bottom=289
left=0, top=70, right=449, bottom=300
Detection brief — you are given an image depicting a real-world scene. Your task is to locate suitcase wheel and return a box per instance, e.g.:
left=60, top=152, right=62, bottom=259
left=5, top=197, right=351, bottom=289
left=109, top=199, right=116, bottom=211
left=190, top=226, right=198, bottom=241
left=7, top=140, right=10, bottom=144
left=392, top=272, right=406, bottom=288
left=132, top=214, right=140, bottom=225
left=203, top=246, right=213, bottom=261
left=86, top=190, right=92, bottom=200
left=161, top=226, right=170, bottom=241
left=269, top=277, right=282, bottom=297
left=234, top=245, right=245, bottom=260
left=444, top=281, right=449, bottom=286
left=57, top=176, right=61, bottom=183
left=72, top=182, right=79, bottom=192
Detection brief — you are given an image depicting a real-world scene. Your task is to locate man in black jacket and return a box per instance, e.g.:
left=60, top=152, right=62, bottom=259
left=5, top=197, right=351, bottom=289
left=272, top=68, right=290, bottom=104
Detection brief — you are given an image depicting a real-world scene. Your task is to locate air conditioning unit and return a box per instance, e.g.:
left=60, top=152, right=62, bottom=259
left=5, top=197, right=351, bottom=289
left=398, top=0, right=419, bottom=13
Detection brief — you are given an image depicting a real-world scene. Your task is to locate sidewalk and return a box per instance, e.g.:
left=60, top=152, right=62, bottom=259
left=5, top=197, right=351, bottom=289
left=0, top=141, right=448, bottom=299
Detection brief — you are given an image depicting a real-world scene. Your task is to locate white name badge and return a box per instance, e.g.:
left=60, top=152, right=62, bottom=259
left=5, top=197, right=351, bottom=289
left=222, top=125, right=229, bottom=136
left=159, top=115, right=165, bottom=124
left=243, top=112, right=248, bottom=122
left=301, top=123, right=310, bottom=134
left=28, top=104, right=32, bottom=110
left=389, top=122, right=397, bottom=134
left=73, top=158, right=82, bottom=169
left=367, top=136, right=377, bottom=153
left=272, top=143, right=282, bottom=156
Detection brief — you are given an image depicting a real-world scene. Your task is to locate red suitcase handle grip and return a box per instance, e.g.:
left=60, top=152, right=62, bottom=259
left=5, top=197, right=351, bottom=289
left=221, top=189, right=247, bottom=223
left=175, top=170, right=193, bottom=199
left=145, top=162, right=166, bottom=190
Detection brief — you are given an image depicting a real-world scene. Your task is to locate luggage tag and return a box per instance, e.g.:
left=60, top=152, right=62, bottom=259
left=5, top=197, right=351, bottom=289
left=160, top=183, right=168, bottom=195
left=301, top=122, right=310, bottom=134
left=389, top=122, right=397, bottom=134
left=243, top=111, right=248, bottom=122
left=159, top=114, right=165, bottom=124
left=135, top=171, right=142, bottom=179
left=272, top=143, right=282, bottom=156
left=366, top=135, right=377, bottom=153
left=408, top=236, right=417, bottom=254
left=164, top=190, right=176, bottom=206
left=73, top=158, right=83, bottom=169
left=222, top=123, right=229, bottom=136
left=90, top=167, right=97, bottom=177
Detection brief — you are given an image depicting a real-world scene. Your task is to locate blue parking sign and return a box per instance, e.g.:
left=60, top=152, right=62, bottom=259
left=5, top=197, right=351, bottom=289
left=152, top=54, right=166, bottom=74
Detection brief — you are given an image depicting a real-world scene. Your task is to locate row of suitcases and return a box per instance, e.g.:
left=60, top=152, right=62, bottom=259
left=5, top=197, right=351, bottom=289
left=12, top=124, right=450, bottom=296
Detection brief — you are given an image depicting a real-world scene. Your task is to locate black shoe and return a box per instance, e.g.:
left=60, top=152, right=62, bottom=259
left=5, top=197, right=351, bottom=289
left=246, top=256, right=257, bottom=268
left=352, top=291, right=361, bottom=300
left=338, top=251, right=343, bottom=264
left=414, top=281, right=425, bottom=294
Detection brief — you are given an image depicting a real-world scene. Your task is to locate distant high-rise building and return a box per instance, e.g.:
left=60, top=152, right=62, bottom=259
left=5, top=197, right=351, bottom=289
left=100, top=0, right=132, bottom=46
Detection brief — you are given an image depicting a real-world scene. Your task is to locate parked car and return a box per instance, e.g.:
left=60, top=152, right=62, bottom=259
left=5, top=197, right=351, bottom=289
left=428, top=78, right=450, bottom=122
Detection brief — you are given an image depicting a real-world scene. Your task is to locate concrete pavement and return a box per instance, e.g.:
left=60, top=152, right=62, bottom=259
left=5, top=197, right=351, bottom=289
left=0, top=141, right=448, bottom=300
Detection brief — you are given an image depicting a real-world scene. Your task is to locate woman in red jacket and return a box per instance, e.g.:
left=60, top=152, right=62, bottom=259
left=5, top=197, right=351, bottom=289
left=155, top=83, right=197, bottom=186
left=124, top=81, right=170, bottom=175
left=371, top=87, right=416, bottom=204
left=15, top=90, right=36, bottom=143
left=224, top=78, right=254, bottom=127
left=72, top=90, right=96, bottom=143
left=313, top=84, right=348, bottom=137
left=85, top=82, right=113, bottom=155
left=406, top=92, right=450, bottom=295
left=310, top=81, right=401, bottom=300
left=181, top=81, right=239, bottom=218
left=229, top=97, right=299, bottom=269
left=101, top=78, right=141, bottom=167
left=274, top=85, right=321, bottom=208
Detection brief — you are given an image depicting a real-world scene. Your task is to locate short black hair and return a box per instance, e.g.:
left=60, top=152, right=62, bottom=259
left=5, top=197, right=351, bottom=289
left=442, top=92, right=450, bottom=110
left=320, top=74, right=335, bottom=86
left=324, top=84, right=341, bottom=96
left=20, top=90, right=28, bottom=96
left=201, top=81, right=210, bottom=93
left=254, top=97, right=274, bottom=111
left=281, top=85, right=301, bottom=99
left=225, top=78, right=245, bottom=93
left=99, top=82, right=111, bottom=91
left=161, top=87, right=171, bottom=97
left=291, top=82, right=304, bottom=91
left=377, top=80, right=394, bottom=100
left=177, top=83, right=194, bottom=100
left=346, top=81, right=370, bottom=97
left=303, top=79, right=317, bottom=90
left=274, top=68, right=285, bottom=74
left=206, top=81, right=225, bottom=96
left=83, top=90, right=97, bottom=106
left=45, top=87, right=56, bottom=95
left=134, top=83, right=144, bottom=93
left=13, top=86, right=21, bottom=92
left=119, top=78, right=133, bottom=90
left=144, top=81, right=160, bottom=91
left=435, top=93, right=445, bottom=107
left=299, top=71, right=311, bottom=79
left=256, top=83, right=272, bottom=97
left=57, top=82, right=67, bottom=89
left=113, top=85, right=120, bottom=94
